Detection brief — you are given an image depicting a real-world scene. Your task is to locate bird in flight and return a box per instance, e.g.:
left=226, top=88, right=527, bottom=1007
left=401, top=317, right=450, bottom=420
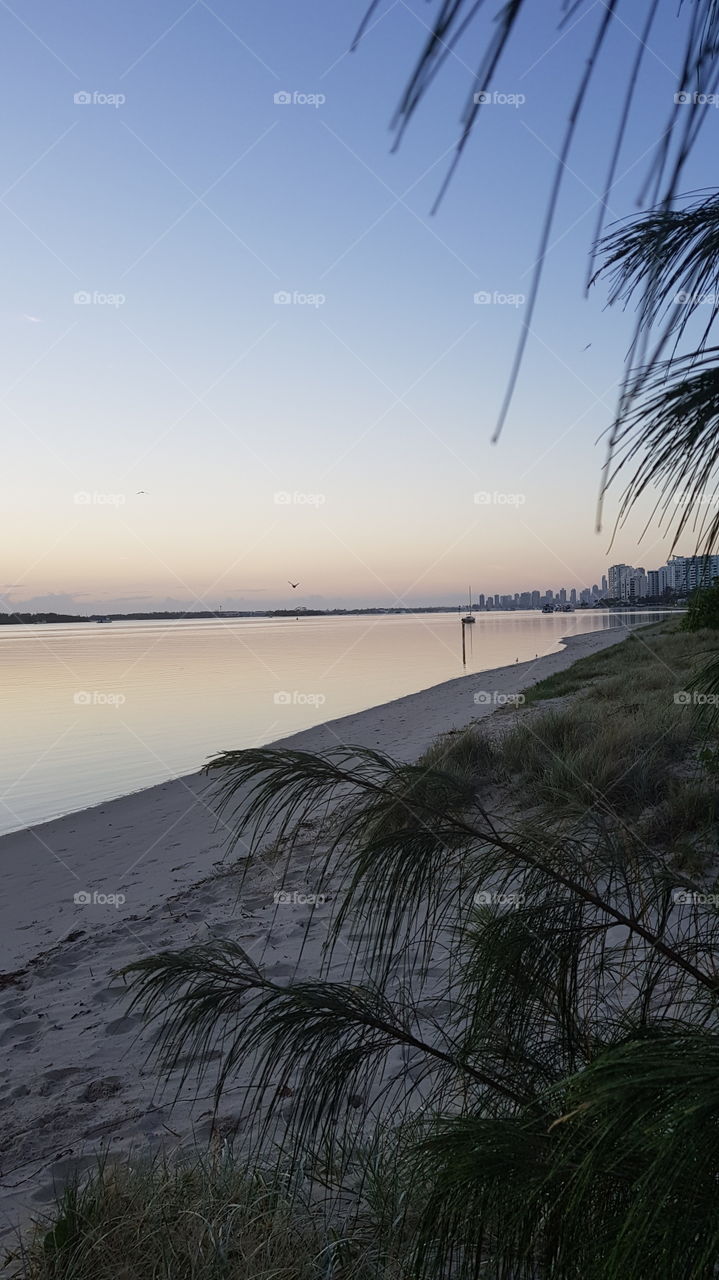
left=136, top=490, right=149, bottom=495
left=288, top=580, right=300, bottom=589
left=582, top=343, right=592, bottom=350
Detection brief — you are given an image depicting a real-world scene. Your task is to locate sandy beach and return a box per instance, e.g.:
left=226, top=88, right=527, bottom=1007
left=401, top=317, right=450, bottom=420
left=0, top=623, right=637, bottom=1240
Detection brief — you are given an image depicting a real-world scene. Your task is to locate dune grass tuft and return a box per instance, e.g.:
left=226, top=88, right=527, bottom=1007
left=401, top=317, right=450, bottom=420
left=497, top=697, right=694, bottom=818
left=8, top=1152, right=333, bottom=1280
left=416, top=725, right=497, bottom=786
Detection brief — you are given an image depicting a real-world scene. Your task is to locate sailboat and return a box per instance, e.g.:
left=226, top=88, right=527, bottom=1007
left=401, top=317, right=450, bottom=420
left=462, top=587, right=476, bottom=624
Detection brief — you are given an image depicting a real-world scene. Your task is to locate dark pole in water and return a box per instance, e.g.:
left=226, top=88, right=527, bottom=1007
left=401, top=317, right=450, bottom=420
left=461, top=618, right=467, bottom=666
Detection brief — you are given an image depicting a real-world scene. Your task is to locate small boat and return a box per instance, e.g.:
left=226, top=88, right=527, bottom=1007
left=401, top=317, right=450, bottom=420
left=463, top=587, right=476, bottom=624
left=541, top=603, right=554, bottom=614
left=95, top=616, right=112, bottom=624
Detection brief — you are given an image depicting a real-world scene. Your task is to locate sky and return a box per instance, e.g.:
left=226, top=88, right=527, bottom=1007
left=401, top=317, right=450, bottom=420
left=1, top=0, right=714, bottom=613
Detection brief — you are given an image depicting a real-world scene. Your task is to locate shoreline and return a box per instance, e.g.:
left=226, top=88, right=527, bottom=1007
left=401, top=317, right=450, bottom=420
left=0, top=619, right=648, bottom=1238
left=0, top=621, right=641, bottom=975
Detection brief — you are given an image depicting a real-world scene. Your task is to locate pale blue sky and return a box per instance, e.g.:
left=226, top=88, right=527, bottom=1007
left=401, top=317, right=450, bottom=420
left=0, top=0, right=712, bottom=612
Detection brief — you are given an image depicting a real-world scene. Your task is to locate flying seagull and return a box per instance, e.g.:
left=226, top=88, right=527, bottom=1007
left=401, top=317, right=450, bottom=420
left=582, top=343, right=592, bottom=350
left=136, top=490, right=149, bottom=495
left=288, top=580, right=299, bottom=589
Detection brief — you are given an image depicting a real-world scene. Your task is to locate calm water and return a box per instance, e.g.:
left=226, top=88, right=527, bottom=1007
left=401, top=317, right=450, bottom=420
left=0, top=611, right=671, bottom=835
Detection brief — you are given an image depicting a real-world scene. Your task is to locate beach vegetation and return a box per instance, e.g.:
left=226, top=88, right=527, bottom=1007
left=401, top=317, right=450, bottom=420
left=683, top=582, right=719, bottom=633
left=9, top=1150, right=333, bottom=1280
left=102, top=624, right=719, bottom=1280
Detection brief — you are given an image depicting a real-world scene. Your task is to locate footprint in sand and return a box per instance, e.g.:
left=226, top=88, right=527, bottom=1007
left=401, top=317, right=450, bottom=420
left=104, top=1013, right=143, bottom=1036
left=0, top=1018, right=43, bottom=1046
left=0, top=1001, right=31, bottom=1023
left=81, top=1076, right=123, bottom=1102
left=170, top=1048, right=222, bottom=1071
left=91, top=984, right=128, bottom=1007
left=37, top=1066, right=92, bottom=1097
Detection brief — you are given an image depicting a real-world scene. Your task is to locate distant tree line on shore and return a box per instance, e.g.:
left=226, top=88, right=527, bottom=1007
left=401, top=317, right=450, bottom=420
left=0, top=602, right=686, bottom=626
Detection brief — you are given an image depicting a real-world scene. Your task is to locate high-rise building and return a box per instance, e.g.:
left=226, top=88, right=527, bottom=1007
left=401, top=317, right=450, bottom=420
left=558, top=588, right=567, bottom=603
left=608, top=564, right=632, bottom=600
left=591, top=584, right=599, bottom=597
left=494, top=594, right=500, bottom=607
left=579, top=587, right=591, bottom=604
left=630, top=570, right=647, bottom=599
left=647, top=570, right=660, bottom=597
left=670, top=555, right=719, bottom=594
left=478, top=593, right=485, bottom=609
left=531, top=590, right=540, bottom=608
left=519, top=592, right=531, bottom=608
left=601, top=574, right=608, bottom=594
left=570, top=588, right=577, bottom=605
left=546, top=589, right=554, bottom=600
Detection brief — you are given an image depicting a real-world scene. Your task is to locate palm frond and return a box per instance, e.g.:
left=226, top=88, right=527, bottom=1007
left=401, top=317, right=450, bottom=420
left=408, top=1031, right=719, bottom=1279
left=596, top=194, right=719, bottom=360
left=358, top=0, right=719, bottom=439
left=130, top=745, right=719, bottom=1099
left=123, top=733, right=719, bottom=1275
left=601, top=351, right=719, bottom=550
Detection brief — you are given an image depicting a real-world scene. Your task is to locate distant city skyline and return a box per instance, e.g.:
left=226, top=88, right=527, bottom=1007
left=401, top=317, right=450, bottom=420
left=5, top=556, right=706, bottom=617
left=0, top=572, right=625, bottom=616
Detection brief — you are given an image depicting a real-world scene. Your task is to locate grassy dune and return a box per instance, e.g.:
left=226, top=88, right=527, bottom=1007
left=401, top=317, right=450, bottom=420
left=423, top=621, right=719, bottom=870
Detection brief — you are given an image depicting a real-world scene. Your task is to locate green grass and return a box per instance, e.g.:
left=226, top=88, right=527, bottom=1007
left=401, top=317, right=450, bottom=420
left=415, top=725, right=498, bottom=787
left=7, top=1146, right=417, bottom=1280
left=410, top=626, right=719, bottom=834
left=496, top=698, right=694, bottom=818
left=483, top=624, right=719, bottom=823
left=637, top=777, right=719, bottom=874
left=7, top=1153, right=331, bottom=1280
left=522, top=622, right=701, bottom=706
